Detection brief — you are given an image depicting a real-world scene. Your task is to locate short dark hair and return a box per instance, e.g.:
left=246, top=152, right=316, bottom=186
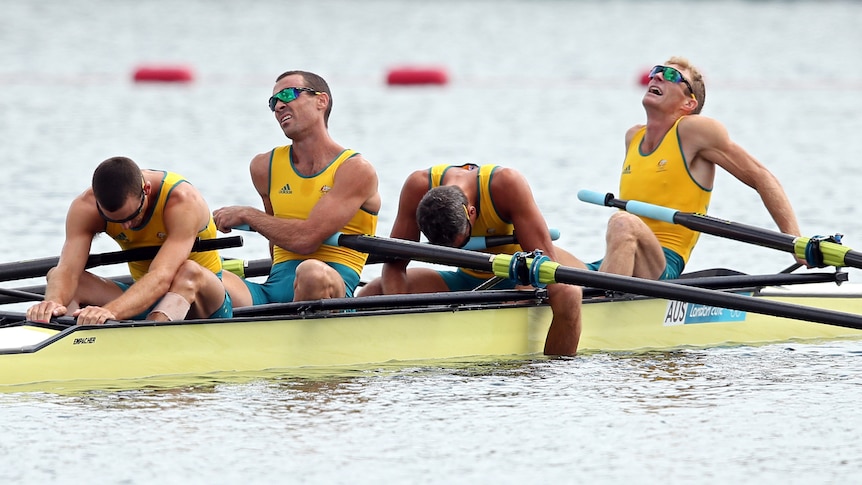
left=417, top=186, right=470, bottom=246
left=92, top=156, right=142, bottom=211
left=275, top=70, right=333, bottom=126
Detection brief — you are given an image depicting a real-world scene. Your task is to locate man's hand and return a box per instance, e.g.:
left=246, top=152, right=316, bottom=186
left=72, top=306, right=118, bottom=326
left=26, top=300, right=68, bottom=323
left=213, top=206, right=254, bottom=233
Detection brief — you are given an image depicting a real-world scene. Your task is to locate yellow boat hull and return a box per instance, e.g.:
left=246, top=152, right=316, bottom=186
left=2, top=284, right=862, bottom=391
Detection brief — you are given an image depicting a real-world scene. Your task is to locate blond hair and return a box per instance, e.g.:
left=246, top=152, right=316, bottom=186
left=667, top=56, right=706, bottom=114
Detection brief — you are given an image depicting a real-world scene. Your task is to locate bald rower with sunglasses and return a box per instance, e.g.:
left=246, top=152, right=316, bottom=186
left=214, top=70, right=380, bottom=306
left=586, top=56, right=805, bottom=280
left=27, top=156, right=232, bottom=325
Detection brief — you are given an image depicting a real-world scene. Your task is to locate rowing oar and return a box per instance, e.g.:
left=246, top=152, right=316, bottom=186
left=577, top=190, right=858, bottom=269
left=332, top=234, right=862, bottom=330
left=0, top=235, right=244, bottom=283
left=230, top=224, right=559, bottom=257
left=0, top=287, right=48, bottom=301
left=0, top=259, right=841, bottom=306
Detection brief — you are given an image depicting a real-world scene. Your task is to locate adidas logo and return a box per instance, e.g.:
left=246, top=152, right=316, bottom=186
left=622, top=165, right=631, bottom=174
left=278, top=183, right=292, bottom=194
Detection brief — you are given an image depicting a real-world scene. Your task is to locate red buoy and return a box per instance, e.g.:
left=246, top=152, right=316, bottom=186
left=132, top=65, right=195, bottom=83
left=639, top=68, right=652, bottom=86
left=386, top=67, right=448, bottom=86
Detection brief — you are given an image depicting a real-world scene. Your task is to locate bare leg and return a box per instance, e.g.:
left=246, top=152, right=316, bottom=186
left=552, top=245, right=587, bottom=269
left=293, top=259, right=346, bottom=300
left=598, top=212, right=666, bottom=279
left=222, top=270, right=254, bottom=308
left=360, top=267, right=451, bottom=296
left=157, top=260, right=227, bottom=319
left=357, top=277, right=383, bottom=296
left=62, top=270, right=126, bottom=312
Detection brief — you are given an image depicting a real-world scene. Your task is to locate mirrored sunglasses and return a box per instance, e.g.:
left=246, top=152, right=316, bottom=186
left=649, top=65, right=695, bottom=97
left=268, top=87, right=320, bottom=111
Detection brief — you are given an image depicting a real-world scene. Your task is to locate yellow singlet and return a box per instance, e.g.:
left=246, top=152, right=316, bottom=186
left=429, top=163, right=519, bottom=279
left=105, top=171, right=222, bottom=281
left=269, top=146, right=378, bottom=274
left=619, top=117, right=712, bottom=263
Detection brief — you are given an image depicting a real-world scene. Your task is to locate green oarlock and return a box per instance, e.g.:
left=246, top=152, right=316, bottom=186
left=491, top=254, right=514, bottom=279
left=793, top=237, right=809, bottom=261
left=222, top=259, right=246, bottom=278
left=537, top=259, right=560, bottom=285
left=793, top=237, right=851, bottom=268
left=822, top=242, right=852, bottom=267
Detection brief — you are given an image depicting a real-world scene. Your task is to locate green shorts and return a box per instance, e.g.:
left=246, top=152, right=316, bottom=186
left=244, top=260, right=360, bottom=304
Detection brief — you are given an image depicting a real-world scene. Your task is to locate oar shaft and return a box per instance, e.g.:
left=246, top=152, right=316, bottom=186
left=578, top=190, right=861, bottom=270
left=0, top=287, right=46, bottom=301
left=584, top=190, right=800, bottom=253
left=0, top=236, right=243, bottom=283
left=547, top=264, right=862, bottom=330
left=337, top=235, right=495, bottom=271
left=339, top=234, right=862, bottom=331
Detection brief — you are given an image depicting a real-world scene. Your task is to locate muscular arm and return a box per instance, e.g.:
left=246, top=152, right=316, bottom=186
left=214, top=152, right=380, bottom=255
left=103, top=183, right=210, bottom=319
left=29, top=192, right=105, bottom=320
left=380, top=170, right=429, bottom=294
left=683, top=116, right=801, bottom=237
left=489, top=168, right=560, bottom=261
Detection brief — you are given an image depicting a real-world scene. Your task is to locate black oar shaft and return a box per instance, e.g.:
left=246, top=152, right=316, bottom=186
left=549, top=265, right=862, bottom=330
left=0, top=236, right=243, bottom=283
left=673, top=212, right=795, bottom=253
left=340, top=234, right=862, bottom=331
left=338, top=235, right=495, bottom=271
left=589, top=190, right=862, bottom=269
left=0, top=287, right=46, bottom=301
left=602, top=196, right=795, bottom=252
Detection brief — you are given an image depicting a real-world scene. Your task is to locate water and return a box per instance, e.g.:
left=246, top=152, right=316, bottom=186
left=2, top=0, right=862, bottom=482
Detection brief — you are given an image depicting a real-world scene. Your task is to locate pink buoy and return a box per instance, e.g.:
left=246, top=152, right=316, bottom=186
left=639, top=68, right=652, bottom=86
left=133, top=65, right=195, bottom=83
left=386, top=67, right=448, bottom=86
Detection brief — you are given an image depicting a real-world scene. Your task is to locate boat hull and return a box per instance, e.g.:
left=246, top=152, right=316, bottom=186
left=579, top=291, right=862, bottom=351
left=0, top=304, right=553, bottom=390
left=2, top=284, right=862, bottom=391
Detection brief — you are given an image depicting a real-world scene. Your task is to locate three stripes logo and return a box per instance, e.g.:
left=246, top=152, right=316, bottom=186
left=278, top=183, right=292, bottom=194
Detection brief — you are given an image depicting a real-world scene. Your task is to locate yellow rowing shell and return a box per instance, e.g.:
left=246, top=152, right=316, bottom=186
left=2, top=283, right=861, bottom=392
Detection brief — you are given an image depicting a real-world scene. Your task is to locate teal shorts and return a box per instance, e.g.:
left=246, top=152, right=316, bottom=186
left=245, top=260, right=361, bottom=304
left=115, top=271, right=233, bottom=319
left=586, top=248, right=685, bottom=280
left=437, top=268, right=517, bottom=291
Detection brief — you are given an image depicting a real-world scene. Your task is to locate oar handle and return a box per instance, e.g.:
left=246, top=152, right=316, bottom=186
left=578, top=189, right=678, bottom=223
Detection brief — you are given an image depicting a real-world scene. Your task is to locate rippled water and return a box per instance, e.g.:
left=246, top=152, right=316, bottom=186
left=3, top=343, right=862, bottom=483
left=2, top=0, right=862, bottom=482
